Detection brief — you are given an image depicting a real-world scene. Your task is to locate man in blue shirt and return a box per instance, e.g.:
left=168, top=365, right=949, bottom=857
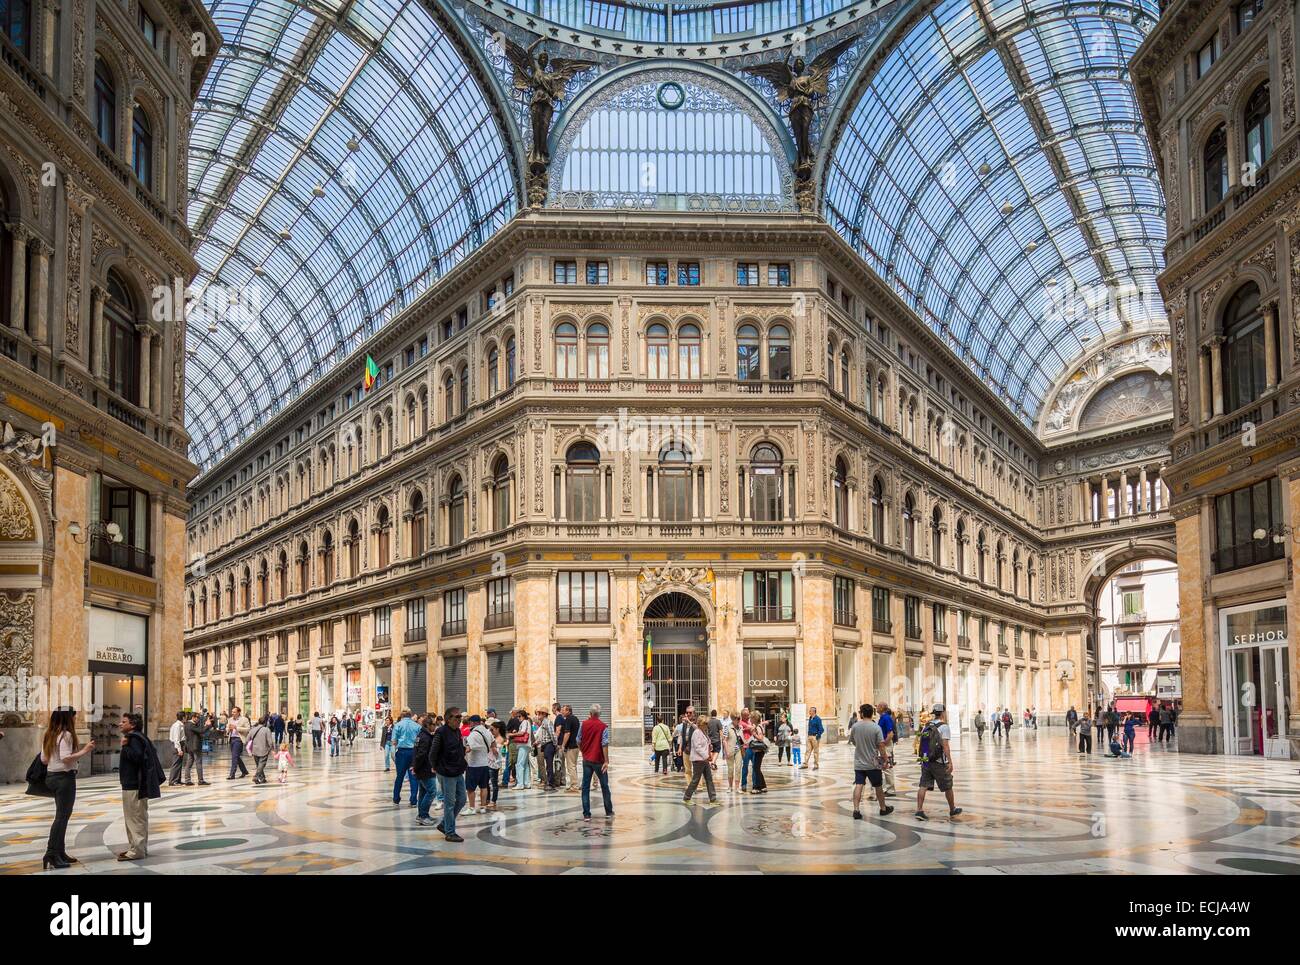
left=877, top=705, right=897, bottom=795
left=390, top=710, right=423, bottom=806
left=801, top=707, right=824, bottom=770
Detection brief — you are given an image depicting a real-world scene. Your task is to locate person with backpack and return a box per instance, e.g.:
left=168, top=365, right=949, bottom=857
left=1077, top=709, right=1093, bottom=754
left=990, top=706, right=1002, bottom=739
left=651, top=718, right=672, bottom=775
left=1000, top=708, right=1013, bottom=739
left=973, top=708, right=986, bottom=742
left=849, top=704, right=894, bottom=820
left=1158, top=703, right=1173, bottom=743
left=117, top=712, right=164, bottom=861
left=915, top=704, right=961, bottom=821
left=1066, top=706, right=1078, bottom=740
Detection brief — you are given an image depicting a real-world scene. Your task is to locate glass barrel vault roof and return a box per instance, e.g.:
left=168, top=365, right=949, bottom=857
left=824, top=0, right=1166, bottom=423
left=186, top=0, right=516, bottom=472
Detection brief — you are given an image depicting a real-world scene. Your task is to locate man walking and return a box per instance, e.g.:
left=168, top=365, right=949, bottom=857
left=226, top=707, right=250, bottom=779
left=182, top=712, right=210, bottom=785
left=167, top=711, right=186, bottom=786
left=682, top=711, right=718, bottom=806
left=915, top=704, right=962, bottom=821
left=801, top=706, right=824, bottom=769
left=117, top=713, right=163, bottom=861
left=430, top=708, right=468, bottom=842
left=390, top=710, right=422, bottom=806
left=247, top=715, right=276, bottom=784
left=878, top=703, right=897, bottom=795
left=849, top=704, right=894, bottom=820
left=310, top=711, right=324, bottom=749
left=1066, top=705, right=1078, bottom=740
left=559, top=703, right=581, bottom=791
left=578, top=704, right=614, bottom=820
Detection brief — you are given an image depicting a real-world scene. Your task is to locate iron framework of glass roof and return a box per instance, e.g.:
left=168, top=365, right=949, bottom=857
left=823, top=0, right=1167, bottom=423
left=186, top=0, right=517, bottom=472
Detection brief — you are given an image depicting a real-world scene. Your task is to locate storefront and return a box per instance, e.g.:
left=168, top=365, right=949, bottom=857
left=317, top=668, right=334, bottom=715
left=374, top=663, right=391, bottom=714
left=88, top=607, right=148, bottom=775
left=1219, top=600, right=1291, bottom=756
left=743, top=647, right=794, bottom=724
left=345, top=666, right=362, bottom=710
left=833, top=646, right=856, bottom=730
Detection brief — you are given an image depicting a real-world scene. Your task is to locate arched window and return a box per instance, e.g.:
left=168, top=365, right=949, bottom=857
left=448, top=476, right=466, bottom=545
left=1012, top=549, right=1022, bottom=597
left=491, top=456, right=511, bottom=530
left=826, top=338, right=836, bottom=388
left=870, top=476, right=885, bottom=542
left=105, top=271, right=140, bottom=403
left=839, top=349, right=850, bottom=401
left=0, top=184, right=15, bottom=330
left=768, top=323, right=791, bottom=380
left=240, top=566, right=251, bottom=611
left=405, top=396, right=418, bottom=442
left=586, top=322, right=609, bottom=379
left=646, top=323, right=669, bottom=379
left=347, top=519, right=360, bottom=577
left=955, top=520, right=966, bottom=574
left=677, top=323, right=701, bottom=379
left=277, top=550, right=288, bottom=598
left=376, top=506, right=391, bottom=569
left=876, top=374, right=887, bottom=420
left=409, top=492, right=426, bottom=556
left=1203, top=124, right=1229, bottom=210
left=257, top=561, right=267, bottom=605
left=1244, top=82, right=1272, bottom=169
left=199, top=588, right=207, bottom=624
left=441, top=373, right=454, bottom=421
left=995, top=540, right=1004, bottom=589
left=297, top=541, right=310, bottom=592
left=1027, top=557, right=1036, bottom=600
left=320, top=531, right=335, bottom=585
left=187, top=592, right=195, bottom=628
left=658, top=440, right=693, bottom=521
left=505, top=336, right=516, bottom=386
left=1222, top=282, right=1267, bottom=411
left=95, top=59, right=117, bottom=150
left=554, top=322, right=578, bottom=377
left=902, top=492, right=916, bottom=556
left=1, top=0, right=31, bottom=56
left=977, top=531, right=988, bottom=583
left=931, top=508, right=943, bottom=564
left=565, top=442, right=601, bottom=521
left=737, top=324, right=760, bottom=381
left=487, top=344, right=500, bottom=396
left=832, top=457, right=848, bottom=528
left=457, top=365, right=469, bottom=414
left=132, top=105, right=153, bottom=189
left=751, top=443, right=783, bottom=521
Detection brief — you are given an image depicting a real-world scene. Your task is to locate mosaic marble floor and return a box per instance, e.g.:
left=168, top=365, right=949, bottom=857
left=3, top=728, right=1300, bottom=874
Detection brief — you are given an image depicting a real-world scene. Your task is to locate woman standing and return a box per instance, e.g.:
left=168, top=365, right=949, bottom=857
left=512, top=710, right=533, bottom=790
left=721, top=712, right=742, bottom=794
left=776, top=713, right=792, bottom=765
left=747, top=719, right=769, bottom=794
left=650, top=718, right=672, bottom=774
left=381, top=714, right=395, bottom=771
left=329, top=715, right=341, bottom=757
left=41, top=708, right=95, bottom=869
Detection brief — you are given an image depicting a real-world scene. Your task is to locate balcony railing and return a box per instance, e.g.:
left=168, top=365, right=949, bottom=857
left=979, top=639, right=991, bottom=653
left=745, top=606, right=793, bottom=623
left=833, top=610, right=856, bottom=628
left=405, top=626, right=427, bottom=643
left=905, top=624, right=923, bottom=640
left=90, top=535, right=154, bottom=577
left=998, top=643, right=1009, bottom=656
left=441, top=620, right=467, bottom=637
left=484, top=610, right=514, bottom=631
left=275, top=648, right=288, bottom=664
left=1213, top=539, right=1286, bottom=573
left=319, top=643, right=334, bottom=658
left=343, top=638, right=361, bottom=654
left=296, top=646, right=310, bottom=659
left=872, top=618, right=892, bottom=634
left=372, top=633, right=391, bottom=650
left=957, top=634, right=971, bottom=650
left=933, top=629, right=948, bottom=644
left=107, top=398, right=147, bottom=433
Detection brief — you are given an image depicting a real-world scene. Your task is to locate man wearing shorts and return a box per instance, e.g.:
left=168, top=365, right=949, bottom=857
left=463, top=715, right=495, bottom=814
left=848, top=703, right=894, bottom=820
left=916, top=703, right=962, bottom=820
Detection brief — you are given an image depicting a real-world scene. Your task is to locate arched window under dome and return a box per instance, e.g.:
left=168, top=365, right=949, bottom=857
left=552, top=74, right=794, bottom=211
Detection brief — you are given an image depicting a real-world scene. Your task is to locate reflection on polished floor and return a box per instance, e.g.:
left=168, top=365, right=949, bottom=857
left=3, top=729, right=1299, bottom=875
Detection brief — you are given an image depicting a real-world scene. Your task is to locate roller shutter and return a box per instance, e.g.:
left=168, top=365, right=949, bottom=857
left=406, top=660, right=427, bottom=715
left=486, top=649, right=515, bottom=713
left=443, top=654, right=467, bottom=714
left=556, top=646, right=612, bottom=717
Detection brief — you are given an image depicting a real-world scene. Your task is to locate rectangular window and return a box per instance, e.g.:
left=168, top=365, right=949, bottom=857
left=441, top=588, right=466, bottom=636
left=736, top=263, right=759, bottom=286
left=1197, top=35, right=1218, bottom=77
left=871, top=587, right=891, bottom=632
left=646, top=261, right=670, bottom=286
left=553, top=260, right=578, bottom=284
left=1214, top=476, right=1284, bottom=572
left=743, top=570, right=794, bottom=622
left=932, top=603, right=947, bottom=642
left=905, top=596, right=922, bottom=639
left=677, top=262, right=701, bottom=286
left=586, top=261, right=609, bottom=285
left=139, top=8, right=158, bottom=47
left=556, top=571, right=609, bottom=623
left=373, top=605, right=391, bottom=640
left=418, top=337, right=428, bottom=357
left=833, top=576, right=855, bottom=626
left=1121, top=590, right=1144, bottom=617
left=485, top=577, right=513, bottom=630
left=405, top=597, right=426, bottom=641
left=768, top=263, right=792, bottom=286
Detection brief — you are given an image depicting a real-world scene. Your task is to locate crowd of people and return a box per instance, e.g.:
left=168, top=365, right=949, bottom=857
left=1065, top=701, right=1179, bottom=755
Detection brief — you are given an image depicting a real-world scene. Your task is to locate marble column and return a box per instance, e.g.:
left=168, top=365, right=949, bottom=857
left=1138, top=467, right=1149, bottom=512
left=31, top=241, right=50, bottom=343
left=1199, top=348, right=1213, bottom=422
left=1263, top=301, right=1278, bottom=389
left=7, top=224, right=28, bottom=331
left=150, top=334, right=162, bottom=412
left=90, top=287, right=108, bottom=377
left=137, top=325, right=155, bottom=410
left=1100, top=476, right=1111, bottom=520
left=1209, top=336, right=1224, bottom=417
left=1174, top=502, right=1219, bottom=753
left=1119, top=470, right=1129, bottom=516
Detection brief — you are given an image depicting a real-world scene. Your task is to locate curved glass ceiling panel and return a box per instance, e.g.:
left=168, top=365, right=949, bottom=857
left=187, top=0, right=516, bottom=472
left=824, top=0, right=1166, bottom=423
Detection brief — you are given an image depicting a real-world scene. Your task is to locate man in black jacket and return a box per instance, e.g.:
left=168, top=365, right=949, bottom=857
left=118, top=713, right=164, bottom=861
left=412, top=715, right=441, bottom=826
left=182, top=713, right=211, bottom=785
left=429, top=708, right=468, bottom=843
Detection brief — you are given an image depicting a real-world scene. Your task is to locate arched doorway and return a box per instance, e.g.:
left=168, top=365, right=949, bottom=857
left=642, top=591, right=708, bottom=730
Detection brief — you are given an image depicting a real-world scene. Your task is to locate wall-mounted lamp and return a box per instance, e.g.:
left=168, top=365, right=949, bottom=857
left=1253, top=525, right=1295, bottom=545
left=68, top=520, right=122, bottom=544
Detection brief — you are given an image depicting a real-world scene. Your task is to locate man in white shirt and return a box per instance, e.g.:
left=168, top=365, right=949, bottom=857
left=226, top=707, right=250, bottom=779
left=167, top=712, right=186, bottom=786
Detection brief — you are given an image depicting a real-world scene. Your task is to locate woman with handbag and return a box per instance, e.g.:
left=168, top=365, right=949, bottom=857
left=38, top=707, right=95, bottom=869
left=748, top=722, right=769, bottom=794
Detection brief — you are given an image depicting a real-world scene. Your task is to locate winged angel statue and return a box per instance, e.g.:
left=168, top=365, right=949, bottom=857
left=504, top=38, right=598, bottom=206
left=740, top=38, right=857, bottom=208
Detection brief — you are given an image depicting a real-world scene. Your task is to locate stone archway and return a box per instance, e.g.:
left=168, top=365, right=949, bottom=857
left=639, top=585, right=711, bottom=729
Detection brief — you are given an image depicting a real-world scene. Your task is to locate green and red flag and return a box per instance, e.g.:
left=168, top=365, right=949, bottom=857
left=363, top=354, right=379, bottom=392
